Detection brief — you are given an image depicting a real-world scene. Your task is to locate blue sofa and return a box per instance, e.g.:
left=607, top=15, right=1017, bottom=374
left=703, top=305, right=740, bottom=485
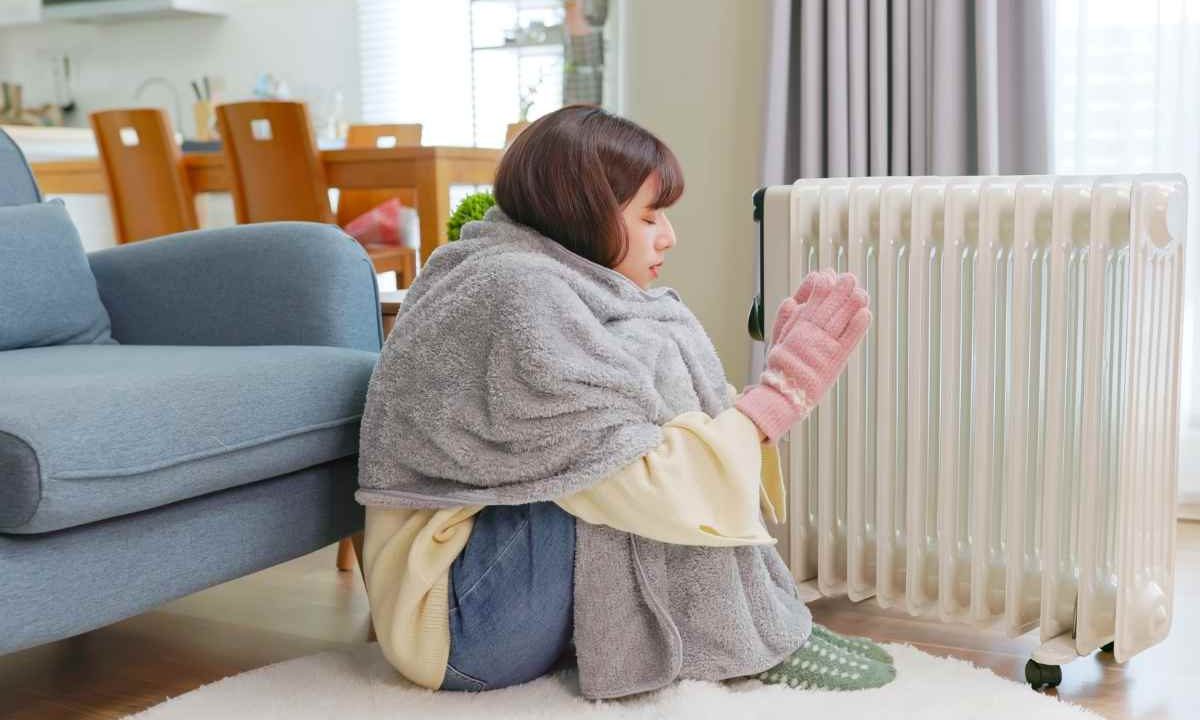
left=0, top=128, right=380, bottom=653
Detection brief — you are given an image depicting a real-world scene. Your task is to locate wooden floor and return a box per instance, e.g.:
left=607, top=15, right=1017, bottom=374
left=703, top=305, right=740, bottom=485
left=1, top=522, right=1196, bottom=720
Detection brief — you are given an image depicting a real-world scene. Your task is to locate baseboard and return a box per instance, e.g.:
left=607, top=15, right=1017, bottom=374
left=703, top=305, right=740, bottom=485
left=1180, top=500, right=1200, bottom=522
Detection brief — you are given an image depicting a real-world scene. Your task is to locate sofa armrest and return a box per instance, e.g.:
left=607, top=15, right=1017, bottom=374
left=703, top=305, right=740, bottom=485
left=88, top=222, right=383, bottom=352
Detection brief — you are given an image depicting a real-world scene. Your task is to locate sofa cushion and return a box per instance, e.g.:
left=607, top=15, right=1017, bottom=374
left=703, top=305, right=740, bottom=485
left=0, top=199, right=116, bottom=351
left=0, top=344, right=379, bottom=533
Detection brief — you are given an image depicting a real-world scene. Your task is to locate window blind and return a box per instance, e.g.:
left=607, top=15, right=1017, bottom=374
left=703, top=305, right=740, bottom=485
left=358, top=0, right=475, bottom=146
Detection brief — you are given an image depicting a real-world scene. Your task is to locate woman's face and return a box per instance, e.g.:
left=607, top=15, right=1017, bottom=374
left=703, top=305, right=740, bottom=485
left=614, top=173, right=677, bottom=289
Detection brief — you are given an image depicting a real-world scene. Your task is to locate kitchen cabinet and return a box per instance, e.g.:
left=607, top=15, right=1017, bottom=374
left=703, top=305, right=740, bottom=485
left=0, top=0, right=226, bottom=26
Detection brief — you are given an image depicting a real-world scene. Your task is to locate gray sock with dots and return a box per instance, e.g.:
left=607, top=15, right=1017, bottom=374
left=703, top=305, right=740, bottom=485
left=811, top=623, right=894, bottom=665
left=756, top=635, right=896, bottom=691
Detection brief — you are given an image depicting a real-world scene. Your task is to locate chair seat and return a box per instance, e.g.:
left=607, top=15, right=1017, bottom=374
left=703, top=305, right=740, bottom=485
left=0, top=344, right=378, bottom=534
left=363, top=243, right=416, bottom=286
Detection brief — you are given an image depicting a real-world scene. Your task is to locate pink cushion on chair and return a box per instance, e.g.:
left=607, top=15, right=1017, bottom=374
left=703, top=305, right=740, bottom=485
left=344, top=198, right=419, bottom=248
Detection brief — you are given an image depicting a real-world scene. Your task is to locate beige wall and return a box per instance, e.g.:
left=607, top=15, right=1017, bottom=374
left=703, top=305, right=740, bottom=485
left=620, top=0, right=770, bottom=384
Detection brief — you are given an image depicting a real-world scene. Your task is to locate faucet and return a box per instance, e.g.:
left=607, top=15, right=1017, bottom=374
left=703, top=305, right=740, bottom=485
left=133, top=77, right=184, bottom=135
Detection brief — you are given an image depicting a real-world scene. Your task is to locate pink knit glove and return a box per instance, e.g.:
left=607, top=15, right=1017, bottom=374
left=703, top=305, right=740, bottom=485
left=736, top=269, right=872, bottom=443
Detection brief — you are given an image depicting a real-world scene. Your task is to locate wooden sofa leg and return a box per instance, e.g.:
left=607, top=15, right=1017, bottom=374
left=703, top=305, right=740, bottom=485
left=350, top=531, right=366, bottom=582
left=336, top=537, right=357, bottom=571
left=338, top=532, right=369, bottom=589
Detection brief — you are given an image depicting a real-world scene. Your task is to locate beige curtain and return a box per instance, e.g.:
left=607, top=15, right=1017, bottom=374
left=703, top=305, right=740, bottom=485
left=762, top=0, right=1049, bottom=184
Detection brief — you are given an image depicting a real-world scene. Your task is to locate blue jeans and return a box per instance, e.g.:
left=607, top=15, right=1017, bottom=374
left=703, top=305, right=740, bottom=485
left=440, top=501, right=576, bottom=692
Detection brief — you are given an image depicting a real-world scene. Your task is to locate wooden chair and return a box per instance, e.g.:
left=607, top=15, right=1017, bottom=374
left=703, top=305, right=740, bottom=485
left=335, top=123, right=422, bottom=227
left=89, top=108, right=198, bottom=244
left=214, top=101, right=415, bottom=285
left=506, top=121, right=531, bottom=146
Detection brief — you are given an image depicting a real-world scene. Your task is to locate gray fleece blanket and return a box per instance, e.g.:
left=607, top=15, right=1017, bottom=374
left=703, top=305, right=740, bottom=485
left=357, top=207, right=810, bottom=698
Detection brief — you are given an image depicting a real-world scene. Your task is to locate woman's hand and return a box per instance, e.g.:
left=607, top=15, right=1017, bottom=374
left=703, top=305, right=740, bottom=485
left=736, top=269, right=871, bottom=444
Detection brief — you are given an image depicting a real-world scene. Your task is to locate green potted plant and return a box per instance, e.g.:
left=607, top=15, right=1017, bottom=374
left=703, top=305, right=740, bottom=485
left=447, top=191, right=496, bottom=241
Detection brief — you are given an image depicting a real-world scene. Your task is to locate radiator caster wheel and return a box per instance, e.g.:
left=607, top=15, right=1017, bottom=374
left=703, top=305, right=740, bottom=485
left=1100, top=641, right=1115, bottom=654
left=1025, top=659, right=1062, bottom=689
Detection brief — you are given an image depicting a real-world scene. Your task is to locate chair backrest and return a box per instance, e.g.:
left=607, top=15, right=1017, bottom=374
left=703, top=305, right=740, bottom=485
left=506, top=121, right=531, bottom=146
left=214, top=101, right=333, bottom=224
left=89, top=108, right=197, bottom=244
left=335, top=123, right=422, bottom=226
left=0, top=127, right=43, bottom=207
left=346, top=123, right=422, bottom=149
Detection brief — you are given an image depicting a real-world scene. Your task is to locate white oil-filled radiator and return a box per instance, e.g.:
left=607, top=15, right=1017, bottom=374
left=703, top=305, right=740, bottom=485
left=748, top=175, right=1187, bottom=688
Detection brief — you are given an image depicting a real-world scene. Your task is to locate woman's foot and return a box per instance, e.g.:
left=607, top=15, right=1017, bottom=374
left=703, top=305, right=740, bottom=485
left=810, top=623, right=893, bottom=665
left=756, top=635, right=895, bottom=691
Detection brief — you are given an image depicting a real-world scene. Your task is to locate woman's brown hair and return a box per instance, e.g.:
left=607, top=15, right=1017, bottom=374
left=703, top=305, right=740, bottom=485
left=493, top=105, right=684, bottom=268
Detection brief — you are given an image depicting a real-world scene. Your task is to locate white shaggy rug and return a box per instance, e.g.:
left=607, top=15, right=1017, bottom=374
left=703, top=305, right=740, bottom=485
left=128, top=642, right=1099, bottom=720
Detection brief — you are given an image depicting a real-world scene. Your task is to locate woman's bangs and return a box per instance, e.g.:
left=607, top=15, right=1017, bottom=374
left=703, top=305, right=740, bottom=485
left=650, top=146, right=685, bottom=209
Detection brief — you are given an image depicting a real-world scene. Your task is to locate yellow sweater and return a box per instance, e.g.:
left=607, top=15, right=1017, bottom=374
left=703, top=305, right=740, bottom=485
left=362, top=386, right=786, bottom=690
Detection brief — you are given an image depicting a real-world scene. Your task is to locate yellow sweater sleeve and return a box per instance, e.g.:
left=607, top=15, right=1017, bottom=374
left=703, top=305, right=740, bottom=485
left=553, top=386, right=786, bottom=546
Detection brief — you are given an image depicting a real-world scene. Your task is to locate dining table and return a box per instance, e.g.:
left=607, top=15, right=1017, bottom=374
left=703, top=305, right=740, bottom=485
left=28, top=146, right=505, bottom=265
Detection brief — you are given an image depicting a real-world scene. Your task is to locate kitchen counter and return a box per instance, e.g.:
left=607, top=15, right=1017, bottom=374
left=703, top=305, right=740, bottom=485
left=1, top=125, right=98, bottom=161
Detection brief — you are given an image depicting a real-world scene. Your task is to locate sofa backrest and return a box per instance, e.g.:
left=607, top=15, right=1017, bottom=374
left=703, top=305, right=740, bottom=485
left=0, top=128, right=43, bottom=207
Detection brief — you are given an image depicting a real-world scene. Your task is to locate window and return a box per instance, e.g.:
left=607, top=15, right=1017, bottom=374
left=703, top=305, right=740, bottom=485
left=362, top=0, right=621, bottom=149
left=358, top=0, right=477, bottom=146
left=1052, top=1, right=1200, bottom=175
left=469, top=0, right=566, bottom=148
